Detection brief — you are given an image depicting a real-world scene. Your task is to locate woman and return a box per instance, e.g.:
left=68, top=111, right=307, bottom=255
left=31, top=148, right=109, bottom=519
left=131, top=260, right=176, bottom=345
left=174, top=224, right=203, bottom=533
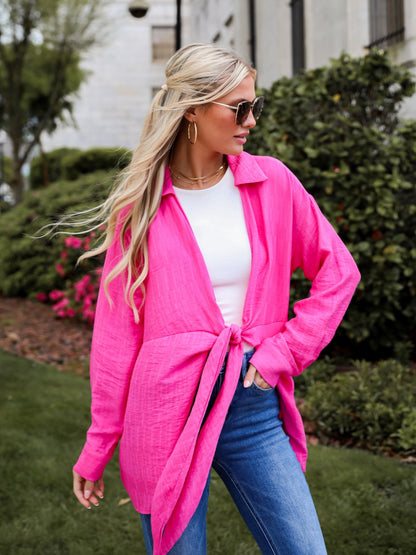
left=73, top=43, right=360, bottom=554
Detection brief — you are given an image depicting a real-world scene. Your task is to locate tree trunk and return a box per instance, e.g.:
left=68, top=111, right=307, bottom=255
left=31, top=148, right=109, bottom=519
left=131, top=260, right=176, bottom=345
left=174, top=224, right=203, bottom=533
left=39, top=140, right=49, bottom=188
left=11, top=160, right=25, bottom=204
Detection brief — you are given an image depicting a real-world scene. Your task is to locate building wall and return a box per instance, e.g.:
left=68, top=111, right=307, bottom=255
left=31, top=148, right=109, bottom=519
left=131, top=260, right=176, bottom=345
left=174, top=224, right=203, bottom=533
left=255, top=0, right=292, bottom=86
left=190, top=0, right=416, bottom=117
left=42, top=0, right=177, bottom=152
left=303, top=0, right=369, bottom=71
left=190, top=0, right=251, bottom=62
left=386, top=0, right=416, bottom=118
left=43, top=0, right=416, bottom=155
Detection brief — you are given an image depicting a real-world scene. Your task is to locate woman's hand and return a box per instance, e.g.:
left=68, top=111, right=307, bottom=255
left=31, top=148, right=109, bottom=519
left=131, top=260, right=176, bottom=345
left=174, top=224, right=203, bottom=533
left=244, top=363, right=272, bottom=390
left=73, top=470, right=104, bottom=509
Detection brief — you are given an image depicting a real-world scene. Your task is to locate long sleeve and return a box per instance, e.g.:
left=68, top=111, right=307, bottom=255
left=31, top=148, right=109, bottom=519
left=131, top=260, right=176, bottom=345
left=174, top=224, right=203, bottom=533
left=250, top=173, right=361, bottom=387
left=73, top=234, right=144, bottom=481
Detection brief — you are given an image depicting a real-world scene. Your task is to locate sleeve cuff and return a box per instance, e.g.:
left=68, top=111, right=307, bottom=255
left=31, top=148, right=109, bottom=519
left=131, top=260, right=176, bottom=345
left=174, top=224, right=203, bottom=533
left=250, top=333, right=299, bottom=387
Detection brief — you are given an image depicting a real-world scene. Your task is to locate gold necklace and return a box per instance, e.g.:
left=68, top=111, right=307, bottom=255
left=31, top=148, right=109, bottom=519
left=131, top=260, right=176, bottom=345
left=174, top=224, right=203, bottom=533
left=169, top=159, right=226, bottom=186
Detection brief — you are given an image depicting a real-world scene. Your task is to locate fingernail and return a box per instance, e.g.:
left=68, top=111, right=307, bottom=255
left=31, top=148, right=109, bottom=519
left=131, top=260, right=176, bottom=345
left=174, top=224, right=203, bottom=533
left=85, top=490, right=91, bottom=499
left=244, top=379, right=251, bottom=388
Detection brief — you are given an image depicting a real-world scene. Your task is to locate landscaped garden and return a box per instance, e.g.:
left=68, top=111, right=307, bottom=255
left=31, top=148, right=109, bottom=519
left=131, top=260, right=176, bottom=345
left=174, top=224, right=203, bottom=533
left=1, top=349, right=415, bottom=554
left=0, top=48, right=415, bottom=553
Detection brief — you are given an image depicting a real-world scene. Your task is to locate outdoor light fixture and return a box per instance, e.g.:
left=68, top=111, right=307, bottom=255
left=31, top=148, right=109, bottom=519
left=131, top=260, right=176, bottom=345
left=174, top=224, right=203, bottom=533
left=128, top=0, right=149, bottom=18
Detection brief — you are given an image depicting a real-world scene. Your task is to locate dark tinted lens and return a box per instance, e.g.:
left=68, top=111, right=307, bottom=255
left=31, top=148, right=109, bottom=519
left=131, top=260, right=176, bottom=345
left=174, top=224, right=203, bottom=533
left=252, top=97, right=264, bottom=119
left=235, top=98, right=264, bottom=124
left=235, top=101, right=252, bottom=125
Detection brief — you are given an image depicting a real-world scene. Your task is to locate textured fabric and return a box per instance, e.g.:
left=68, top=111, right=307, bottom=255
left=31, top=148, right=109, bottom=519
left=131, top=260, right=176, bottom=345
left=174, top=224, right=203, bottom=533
left=173, top=167, right=251, bottom=328
left=141, top=351, right=327, bottom=554
left=73, top=152, right=360, bottom=555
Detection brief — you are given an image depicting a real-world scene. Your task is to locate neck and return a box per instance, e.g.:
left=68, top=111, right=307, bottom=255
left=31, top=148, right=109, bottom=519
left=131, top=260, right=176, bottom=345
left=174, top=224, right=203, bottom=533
left=170, top=129, right=225, bottom=186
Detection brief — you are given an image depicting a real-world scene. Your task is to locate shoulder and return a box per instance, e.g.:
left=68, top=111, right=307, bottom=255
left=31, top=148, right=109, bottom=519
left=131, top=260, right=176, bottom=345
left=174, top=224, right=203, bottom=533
left=230, top=151, right=306, bottom=200
left=229, top=151, right=289, bottom=176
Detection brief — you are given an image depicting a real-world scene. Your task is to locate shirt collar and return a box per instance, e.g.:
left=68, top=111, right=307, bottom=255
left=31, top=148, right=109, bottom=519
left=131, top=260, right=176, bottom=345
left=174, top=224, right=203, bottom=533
left=161, top=151, right=267, bottom=197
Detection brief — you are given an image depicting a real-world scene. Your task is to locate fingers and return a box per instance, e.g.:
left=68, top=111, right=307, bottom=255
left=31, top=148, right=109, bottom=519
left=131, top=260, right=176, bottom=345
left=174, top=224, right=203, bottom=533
left=254, top=372, right=272, bottom=390
left=243, top=363, right=257, bottom=387
left=84, top=479, right=101, bottom=508
left=97, top=477, right=105, bottom=497
left=73, top=470, right=104, bottom=510
left=73, top=470, right=90, bottom=509
left=243, top=364, right=272, bottom=390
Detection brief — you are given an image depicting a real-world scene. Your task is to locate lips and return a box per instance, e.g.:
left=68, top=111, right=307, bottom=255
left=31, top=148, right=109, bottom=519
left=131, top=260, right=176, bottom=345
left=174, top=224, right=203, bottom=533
left=234, top=133, right=248, bottom=145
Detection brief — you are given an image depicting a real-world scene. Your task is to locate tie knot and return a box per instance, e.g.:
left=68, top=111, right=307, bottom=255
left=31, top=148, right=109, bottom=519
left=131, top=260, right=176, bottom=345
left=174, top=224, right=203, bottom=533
left=229, top=324, right=242, bottom=345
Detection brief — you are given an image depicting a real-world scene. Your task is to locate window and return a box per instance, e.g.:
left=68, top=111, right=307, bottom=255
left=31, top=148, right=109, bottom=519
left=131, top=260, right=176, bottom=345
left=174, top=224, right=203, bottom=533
left=152, top=26, right=175, bottom=62
left=291, top=0, right=305, bottom=74
left=368, top=0, right=404, bottom=49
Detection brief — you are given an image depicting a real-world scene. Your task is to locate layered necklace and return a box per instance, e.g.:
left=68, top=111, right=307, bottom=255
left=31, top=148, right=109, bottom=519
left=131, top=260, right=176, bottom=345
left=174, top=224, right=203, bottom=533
left=169, top=158, right=227, bottom=189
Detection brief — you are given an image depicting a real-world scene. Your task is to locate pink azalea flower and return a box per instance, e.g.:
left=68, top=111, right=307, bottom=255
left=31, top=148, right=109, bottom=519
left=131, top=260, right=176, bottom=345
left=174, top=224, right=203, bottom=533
left=55, top=263, right=65, bottom=277
left=83, top=308, right=95, bottom=323
left=49, top=290, right=65, bottom=301
left=36, top=293, right=48, bottom=302
left=64, top=236, right=83, bottom=249
left=61, top=250, right=68, bottom=260
left=52, top=298, right=70, bottom=311
left=83, top=295, right=94, bottom=309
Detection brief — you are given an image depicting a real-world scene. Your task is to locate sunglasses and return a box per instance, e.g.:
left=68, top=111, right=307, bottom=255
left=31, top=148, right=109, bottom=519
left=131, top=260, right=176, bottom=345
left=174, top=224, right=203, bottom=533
left=212, top=96, right=264, bottom=125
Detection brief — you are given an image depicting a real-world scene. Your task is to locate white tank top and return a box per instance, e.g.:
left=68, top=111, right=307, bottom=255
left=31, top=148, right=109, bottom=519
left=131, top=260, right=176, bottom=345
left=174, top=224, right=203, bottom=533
left=173, top=167, right=251, bottom=328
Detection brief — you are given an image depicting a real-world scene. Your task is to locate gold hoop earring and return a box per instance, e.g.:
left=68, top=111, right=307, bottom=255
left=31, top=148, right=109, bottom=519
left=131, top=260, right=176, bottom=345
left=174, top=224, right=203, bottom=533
left=187, top=121, right=197, bottom=144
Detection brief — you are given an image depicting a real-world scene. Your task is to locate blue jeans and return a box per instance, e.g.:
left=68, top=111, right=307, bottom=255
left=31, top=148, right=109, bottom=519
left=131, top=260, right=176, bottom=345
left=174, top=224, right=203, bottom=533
left=140, top=350, right=327, bottom=554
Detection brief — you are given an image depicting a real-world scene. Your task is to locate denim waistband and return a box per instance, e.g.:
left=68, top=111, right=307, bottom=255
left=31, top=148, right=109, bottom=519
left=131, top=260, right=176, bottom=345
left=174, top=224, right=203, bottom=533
left=221, top=348, right=255, bottom=374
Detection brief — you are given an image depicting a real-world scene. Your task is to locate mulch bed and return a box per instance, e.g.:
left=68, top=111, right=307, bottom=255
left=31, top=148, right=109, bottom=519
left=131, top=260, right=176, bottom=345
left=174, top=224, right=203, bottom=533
left=1, top=295, right=415, bottom=462
left=0, top=296, right=92, bottom=375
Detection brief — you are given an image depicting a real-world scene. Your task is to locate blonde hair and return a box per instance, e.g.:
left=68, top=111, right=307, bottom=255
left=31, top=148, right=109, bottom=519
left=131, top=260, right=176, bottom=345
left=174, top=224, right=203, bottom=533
left=82, top=43, right=255, bottom=321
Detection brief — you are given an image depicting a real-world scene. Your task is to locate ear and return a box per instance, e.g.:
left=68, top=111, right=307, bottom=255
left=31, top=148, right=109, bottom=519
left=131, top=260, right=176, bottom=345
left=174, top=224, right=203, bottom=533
left=183, top=107, right=197, bottom=123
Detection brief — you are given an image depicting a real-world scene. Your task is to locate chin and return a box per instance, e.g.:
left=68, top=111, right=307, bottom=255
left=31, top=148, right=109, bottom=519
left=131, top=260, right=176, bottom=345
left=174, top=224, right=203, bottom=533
left=227, top=145, right=245, bottom=156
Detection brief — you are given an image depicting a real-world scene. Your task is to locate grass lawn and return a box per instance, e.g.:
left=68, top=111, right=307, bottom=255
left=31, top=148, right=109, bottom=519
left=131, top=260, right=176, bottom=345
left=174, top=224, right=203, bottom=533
left=1, top=348, right=415, bottom=554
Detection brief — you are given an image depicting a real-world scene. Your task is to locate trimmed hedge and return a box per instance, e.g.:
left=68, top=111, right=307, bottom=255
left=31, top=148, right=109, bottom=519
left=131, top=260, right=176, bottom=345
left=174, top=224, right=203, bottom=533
left=248, top=49, right=416, bottom=360
left=297, top=359, right=416, bottom=456
left=29, top=148, right=81, bottom=189
left=29, top=147, right=132, bottom=188
left=0, top=170, right=113, bottom=297
left=61, top=147, right=132, bottom=181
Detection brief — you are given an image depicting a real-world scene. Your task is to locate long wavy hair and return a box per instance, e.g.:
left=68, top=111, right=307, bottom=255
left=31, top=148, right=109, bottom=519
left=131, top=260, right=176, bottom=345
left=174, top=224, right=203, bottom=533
left=79, top=43, right=255, bottom=321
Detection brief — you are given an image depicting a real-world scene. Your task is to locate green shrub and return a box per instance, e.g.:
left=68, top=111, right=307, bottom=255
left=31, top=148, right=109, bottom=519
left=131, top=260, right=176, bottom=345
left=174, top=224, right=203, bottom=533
left=29, top=147, right=81, bottom=189
left=397, top=410, right=416, bottom=452
left=29, top=147, right=132, bottom=189
left=248, top=49, right=416, bottom=360
left=302, top=359, right=416, bottom=455
left=0, top=170, right=113, bottom=297
left=38, top=231, right=104, bottom=325
left=61, top=147, right=132, bottom=181
left=293, top=357, right=339, bottom=398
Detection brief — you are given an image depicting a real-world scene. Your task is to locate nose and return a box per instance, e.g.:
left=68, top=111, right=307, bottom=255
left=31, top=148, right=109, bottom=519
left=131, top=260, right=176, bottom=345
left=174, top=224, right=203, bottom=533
left=243, top=109, right=257, bottom=128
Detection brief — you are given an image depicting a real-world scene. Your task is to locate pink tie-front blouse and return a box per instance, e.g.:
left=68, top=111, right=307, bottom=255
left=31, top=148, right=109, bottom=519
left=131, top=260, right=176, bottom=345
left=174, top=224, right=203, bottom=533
left=74, top=152, right=361, bottom=554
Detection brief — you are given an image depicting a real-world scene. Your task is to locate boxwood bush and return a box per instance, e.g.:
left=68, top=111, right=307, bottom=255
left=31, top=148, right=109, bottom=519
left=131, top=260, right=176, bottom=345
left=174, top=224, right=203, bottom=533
left=248, top=49, right=416, bottom=360
left=29, top=147, right=132, bottom=189
left=61, top=147, right=132, bottom=181
left=0, top=170, right=113, bottom=297
left=298, top=359, right=416, bottom=456
left=29, top=148, right=81, bottom=189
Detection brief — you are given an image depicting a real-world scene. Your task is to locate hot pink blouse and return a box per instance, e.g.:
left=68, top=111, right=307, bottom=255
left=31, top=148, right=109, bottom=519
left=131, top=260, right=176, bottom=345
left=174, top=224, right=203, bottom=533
left=74, top=152, right=360, bottom=554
